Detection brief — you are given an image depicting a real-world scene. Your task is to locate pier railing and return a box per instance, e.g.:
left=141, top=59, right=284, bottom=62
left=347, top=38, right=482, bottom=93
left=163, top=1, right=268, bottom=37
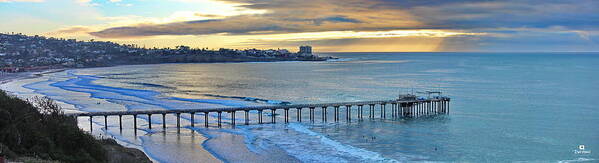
left=67, top=97, right=450, bottom=131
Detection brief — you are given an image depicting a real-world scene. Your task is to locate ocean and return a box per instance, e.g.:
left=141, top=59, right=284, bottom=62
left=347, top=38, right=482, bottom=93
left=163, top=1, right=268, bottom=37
left=2, top=52, right=598, bottom=162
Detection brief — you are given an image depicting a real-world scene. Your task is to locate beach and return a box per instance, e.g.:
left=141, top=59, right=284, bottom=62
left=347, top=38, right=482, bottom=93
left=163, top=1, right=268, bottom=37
left=3, top=0, right=599, bottom=161
left=1, top=72, right=33, bottom=85
left=0, top=70, right=221, bottom=163
left=1, top=52, right=597, bottom=162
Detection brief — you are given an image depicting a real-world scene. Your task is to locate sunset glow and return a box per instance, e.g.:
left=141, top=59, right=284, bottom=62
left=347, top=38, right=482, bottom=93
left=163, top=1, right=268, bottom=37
left=1, top=0, right=597, bottom=52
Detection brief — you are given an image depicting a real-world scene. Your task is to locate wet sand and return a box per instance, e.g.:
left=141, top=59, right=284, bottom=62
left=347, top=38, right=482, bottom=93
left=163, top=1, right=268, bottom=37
left=0, top=70, right=223, bottom=163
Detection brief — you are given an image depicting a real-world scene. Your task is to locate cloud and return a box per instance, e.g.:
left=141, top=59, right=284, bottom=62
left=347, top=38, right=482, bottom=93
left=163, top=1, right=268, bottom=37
left=49, top=26, right=93, bottom=34
left=250, top=30, right=484, bottom=42
left=241, top=37, right=449, bottom=52
left=193, top=13, right=225, bottom=18
left=0, top=0, right=103, bottom=35
left=88, top=0, right=599, bottom=39
left=8, top=0, right=589, bottom=52
left=90, top=0, right=424, bottom=38
left=408, top=1, right=599, bottom=30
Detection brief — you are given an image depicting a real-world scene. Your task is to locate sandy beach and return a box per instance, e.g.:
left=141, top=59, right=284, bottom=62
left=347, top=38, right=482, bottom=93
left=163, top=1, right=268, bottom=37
left=1, top=72, right=32, bottom=85
left=0, top=69, right=66, bottom=85
left=0, top=69, right=223, bottom=163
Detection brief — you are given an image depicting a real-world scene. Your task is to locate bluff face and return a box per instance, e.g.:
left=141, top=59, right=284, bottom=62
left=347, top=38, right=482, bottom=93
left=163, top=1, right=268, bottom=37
left=0, top=90, right=151, bottom=163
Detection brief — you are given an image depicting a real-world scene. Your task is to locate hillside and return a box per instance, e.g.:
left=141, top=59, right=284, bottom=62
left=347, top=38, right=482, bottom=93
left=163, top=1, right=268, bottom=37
left=0, top=90, right=151, bottom=163
left=0, top=33, right=327, bottom=72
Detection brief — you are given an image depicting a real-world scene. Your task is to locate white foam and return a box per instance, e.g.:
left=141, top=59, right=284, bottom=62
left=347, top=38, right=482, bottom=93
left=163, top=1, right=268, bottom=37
left=7, top=68, right=399, bottom=163
left=557, top=158, right=597, bottom=163
left=288, top=123, right=399, bottom=162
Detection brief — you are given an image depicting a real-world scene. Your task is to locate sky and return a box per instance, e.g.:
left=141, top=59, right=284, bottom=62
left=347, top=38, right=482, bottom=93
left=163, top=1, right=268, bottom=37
left=1, top=0, right=598, bottom=52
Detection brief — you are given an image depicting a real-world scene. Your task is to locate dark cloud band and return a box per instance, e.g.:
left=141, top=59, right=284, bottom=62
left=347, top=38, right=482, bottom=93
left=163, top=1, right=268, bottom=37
left=89, top=0, right=599, bottom=38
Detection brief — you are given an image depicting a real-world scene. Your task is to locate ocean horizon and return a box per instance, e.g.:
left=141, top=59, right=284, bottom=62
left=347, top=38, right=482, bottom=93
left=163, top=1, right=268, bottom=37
left=2, top=52, right=598, bottom=162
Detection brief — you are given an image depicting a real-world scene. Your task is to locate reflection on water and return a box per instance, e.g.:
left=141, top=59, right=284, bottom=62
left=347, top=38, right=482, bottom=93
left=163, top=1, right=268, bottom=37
left=4, top=52, right=598, bottom=162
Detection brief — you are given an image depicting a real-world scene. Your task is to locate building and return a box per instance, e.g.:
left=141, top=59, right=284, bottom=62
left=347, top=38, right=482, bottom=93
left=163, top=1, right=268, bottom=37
left=298, top=45, right=312, bottom=54
left=0, top=67, right=19, bottom=73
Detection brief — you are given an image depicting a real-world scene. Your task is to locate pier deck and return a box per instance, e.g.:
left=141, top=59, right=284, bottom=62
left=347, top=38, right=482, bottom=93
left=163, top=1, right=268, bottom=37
left=67, top=96, right=450, bottom=131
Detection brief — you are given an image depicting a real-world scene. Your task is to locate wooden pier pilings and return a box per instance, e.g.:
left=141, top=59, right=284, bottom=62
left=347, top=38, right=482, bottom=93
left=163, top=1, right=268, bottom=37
left=72, top=97, right=450, bottom=132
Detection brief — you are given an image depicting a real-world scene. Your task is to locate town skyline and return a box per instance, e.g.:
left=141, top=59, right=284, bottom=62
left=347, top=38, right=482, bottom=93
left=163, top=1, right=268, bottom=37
left=0, top=32, right=327, bottom=73
left=1, top=0, right=598, bottom=52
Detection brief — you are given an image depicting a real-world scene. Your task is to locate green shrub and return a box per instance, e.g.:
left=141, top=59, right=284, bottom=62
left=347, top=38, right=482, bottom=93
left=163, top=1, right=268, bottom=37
left=0, top=90, right=107, bottom=162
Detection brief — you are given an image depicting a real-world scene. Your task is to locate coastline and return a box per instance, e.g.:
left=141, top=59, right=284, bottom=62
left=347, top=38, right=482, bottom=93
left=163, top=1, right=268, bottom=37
left=0, top=59, right=338, bottom=163
left=1, top=68, right=67, bottom=85
left=0, top=67, right=225, bottom=163
left=0, top=57, right=333, bottom=85
left=0, top=88, right=152, bottom=162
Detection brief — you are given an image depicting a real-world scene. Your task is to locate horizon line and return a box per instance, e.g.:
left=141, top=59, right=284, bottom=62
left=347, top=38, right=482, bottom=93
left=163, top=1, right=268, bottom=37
left=4, top=33, right=598, bottom=54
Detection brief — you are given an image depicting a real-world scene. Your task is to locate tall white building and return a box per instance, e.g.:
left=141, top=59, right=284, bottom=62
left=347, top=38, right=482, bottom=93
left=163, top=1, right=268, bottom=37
left=298, top=45, right=312, bottom=54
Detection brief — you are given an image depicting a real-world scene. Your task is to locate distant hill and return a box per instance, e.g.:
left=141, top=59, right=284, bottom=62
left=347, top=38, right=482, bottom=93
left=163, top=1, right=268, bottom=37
left=0, top=33, right=327, bottom=72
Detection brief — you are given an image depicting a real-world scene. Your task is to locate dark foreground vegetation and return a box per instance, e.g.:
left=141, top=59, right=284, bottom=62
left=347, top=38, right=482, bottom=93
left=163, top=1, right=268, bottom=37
left=0, top=90, right=151, bottom=163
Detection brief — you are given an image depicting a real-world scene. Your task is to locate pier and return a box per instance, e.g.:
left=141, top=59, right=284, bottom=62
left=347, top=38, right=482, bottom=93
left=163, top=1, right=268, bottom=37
left=67, top=95, right=450, bottom=131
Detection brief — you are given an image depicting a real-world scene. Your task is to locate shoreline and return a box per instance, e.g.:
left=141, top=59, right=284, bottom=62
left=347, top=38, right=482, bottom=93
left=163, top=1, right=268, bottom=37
left=0, top=66, right=227, bottom=163
left=0, top=88, right=152, bottom=162
left=0, top=58, right=333, bottom=85
left=0, top=60, right=343, bottom=163
left=0, top=68, right=67, bottom=85
left=0, top=69, right=157, bottom=162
